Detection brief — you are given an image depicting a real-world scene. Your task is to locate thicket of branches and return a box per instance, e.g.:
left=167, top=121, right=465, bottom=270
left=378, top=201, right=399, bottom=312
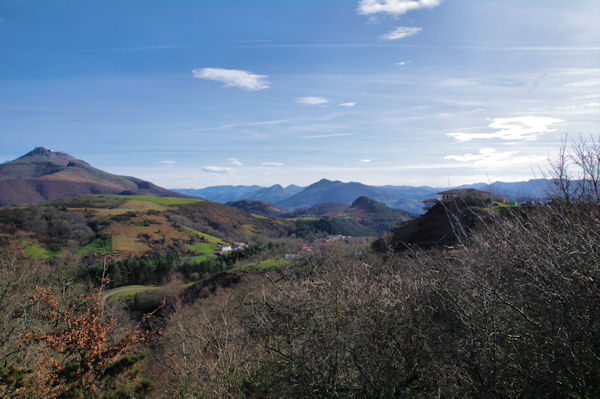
left=145, top=137, right=599, bottom=398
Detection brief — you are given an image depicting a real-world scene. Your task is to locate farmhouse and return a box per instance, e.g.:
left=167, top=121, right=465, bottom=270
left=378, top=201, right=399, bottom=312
left=219, top=245, right=232, bottom=252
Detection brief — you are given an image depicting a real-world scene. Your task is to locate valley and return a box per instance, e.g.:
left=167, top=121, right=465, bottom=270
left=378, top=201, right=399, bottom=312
left=0, top=144, right=597, bottom=399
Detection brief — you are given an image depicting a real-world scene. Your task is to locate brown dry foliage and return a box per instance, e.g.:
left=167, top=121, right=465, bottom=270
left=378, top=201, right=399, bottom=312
left=10, top=284, right=152, bottom=399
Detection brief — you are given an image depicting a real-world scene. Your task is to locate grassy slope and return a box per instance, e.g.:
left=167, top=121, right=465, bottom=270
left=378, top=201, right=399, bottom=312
left=77, top=236, right=112, bottom=256
left=231, top=258, right=292, bottom=273
left=22, top=241, right=59, bottom=259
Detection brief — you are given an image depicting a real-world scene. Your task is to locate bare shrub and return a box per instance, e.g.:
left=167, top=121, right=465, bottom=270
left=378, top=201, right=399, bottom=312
left=547, top=135, right=600, bottom=203
left=147, top=278, right=260, bottom=398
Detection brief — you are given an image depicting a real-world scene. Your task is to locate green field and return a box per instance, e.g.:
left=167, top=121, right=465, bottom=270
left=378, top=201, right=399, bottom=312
left=77, top=236, right=112, bottom=257
left=186, top=242, right=216, bottom=254
left=231, top=258, right=292, bottom=273
left=50, top=195, right=203, bottom=209
left=286, top=217, right=318, bottom=221
left=181, top=225, right=229, bottom=245
left=22, top=241, right=59, bottom=259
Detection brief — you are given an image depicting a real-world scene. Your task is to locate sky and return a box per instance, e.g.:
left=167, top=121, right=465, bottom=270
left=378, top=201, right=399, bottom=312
left=0, top=0, right=599, bottom=188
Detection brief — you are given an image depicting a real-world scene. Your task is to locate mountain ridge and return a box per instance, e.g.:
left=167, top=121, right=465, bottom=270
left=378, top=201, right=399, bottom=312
left=173, top=178, right=554, bottom=214
left=0, top=147, right=189, bottom=207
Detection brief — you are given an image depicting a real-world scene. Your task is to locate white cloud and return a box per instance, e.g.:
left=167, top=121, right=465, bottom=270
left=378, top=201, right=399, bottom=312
left=445, top=148, right=546, bottom=168
left=260, top=161, right=283, bottom=167
left=447, top=116, right=564, bottom=142
left=229, top=158, right=242, bottom=166
left=202, top=166, right=232, bottom=174
left=396, top=60, right=412, bottom=66
left=380, top=26, right=422, bottom=40
left=192, top=67, right=269, bottom=91
left=158, top=160, right=176, bottom=165
left=565, top=79, right=600, bottom=88
left=358, top=0, right=442, bottom=15
left=339, top=102, right=356, bottom=107
left=360, top=159, right=372, bottom=163
left=296, top=96, right=330, bottom=105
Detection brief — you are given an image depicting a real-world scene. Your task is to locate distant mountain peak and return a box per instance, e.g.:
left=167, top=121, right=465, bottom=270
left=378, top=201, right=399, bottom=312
left=0, top=148, right=187, bottom=207
left=313, top=178, right=337, bottom=186
left=21, top=146, right=56, bottom=157
left=32, top=146, right=52, bottom=153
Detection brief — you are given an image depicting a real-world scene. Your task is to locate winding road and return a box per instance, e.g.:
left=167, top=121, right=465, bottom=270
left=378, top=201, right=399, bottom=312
left=101, top=287, right=142, bottom=306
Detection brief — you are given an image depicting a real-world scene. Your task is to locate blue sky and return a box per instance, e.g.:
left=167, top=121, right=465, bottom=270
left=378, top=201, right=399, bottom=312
left=1, top=0, right=599, bottom=188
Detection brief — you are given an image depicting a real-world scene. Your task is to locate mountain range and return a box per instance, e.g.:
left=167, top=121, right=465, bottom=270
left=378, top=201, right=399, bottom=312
left=174, top=178, right=554, bottom=214
left=1, top=148, right=555, bottom=214
left=0, top=147, right=186, bottom=207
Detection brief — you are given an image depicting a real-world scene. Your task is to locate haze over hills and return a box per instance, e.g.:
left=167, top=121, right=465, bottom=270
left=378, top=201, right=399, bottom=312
left=174, top=185, right=264, bottom=203
left=245, top=184, right=299, bottom=204
left=0, top=147, right=188, bottom=207
left=174, top=178, right=555, bottom=214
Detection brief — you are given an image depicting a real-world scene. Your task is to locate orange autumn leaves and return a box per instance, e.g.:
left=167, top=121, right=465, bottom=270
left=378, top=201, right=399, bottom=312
left=16, top=286, right=150, bottom=398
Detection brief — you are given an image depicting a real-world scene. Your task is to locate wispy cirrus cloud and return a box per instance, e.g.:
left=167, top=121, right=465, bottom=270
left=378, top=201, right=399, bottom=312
left=192, top=67, right=269, bottom=91
left=380, top=26, right=422, bottom=40
left=447, top=116, right=564, bottom=142
left=203, top=166, right=232, bottom=174
left=158, top=160, right=176, bottom=165
left=445, top=148, right=546, bottom=167
left=565, top=79, right=600, bottom=88
left=296, top=96, right=330, bottom=105
left=229, top=158, right=242, bottom=166
left=396, top=60, right=412, bottom=66
left=261, top=161, right=283, bottom=167
left=358, top=0, right=442, bottom=16
left=360, top=159, right=372, bottom=163
left=339, top=102, right=356, bottom=107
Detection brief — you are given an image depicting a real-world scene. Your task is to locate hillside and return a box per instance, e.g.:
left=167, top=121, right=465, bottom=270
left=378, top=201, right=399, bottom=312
left=283, top=202, right=349, bottom=218
left=0, top=194, right=294, bottom=263
left=377, top=192, right=494, bottom=251
left=0, top=147, right=188, bottom=207
left=337, top=196, right=414, bottom=236
left=226, top=199, right=284, bottom=218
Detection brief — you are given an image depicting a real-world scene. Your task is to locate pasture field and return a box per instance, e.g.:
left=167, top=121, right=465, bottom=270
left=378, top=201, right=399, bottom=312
left=77, top=236, right=112, bottom=256
left=22, top=241, right=59, bottom=259
left=231, top=258, right=292, bottom=273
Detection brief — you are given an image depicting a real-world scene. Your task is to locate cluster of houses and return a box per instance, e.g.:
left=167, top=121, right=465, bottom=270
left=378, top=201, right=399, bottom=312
left=218, top=242, right=247, bottom=254
left=285, top=234, right=351, bottom=260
